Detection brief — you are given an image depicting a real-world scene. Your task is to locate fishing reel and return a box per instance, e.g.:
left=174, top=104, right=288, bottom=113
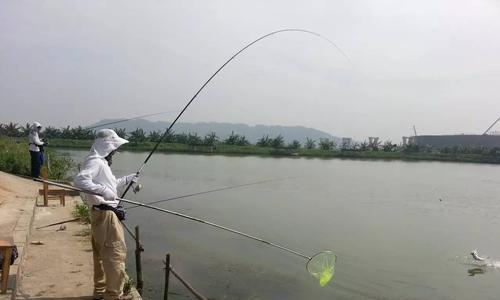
left=132, top=183, right=143, bottom=194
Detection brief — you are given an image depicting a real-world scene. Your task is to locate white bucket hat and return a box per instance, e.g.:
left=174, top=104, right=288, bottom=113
left=88, top=129, right=129, bottom=158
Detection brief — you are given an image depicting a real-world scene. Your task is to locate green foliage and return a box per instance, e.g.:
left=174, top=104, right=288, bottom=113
left=271, top=135, right=285, bottom=148
left=305, top=138, right=316, bottom=150
left=0, top=138, right=31, bottom=175
left=203, top=132, right=218, bottom=146
left=288, top=140, right=301, bottom=149
left=382, top=140, right=397, bottom=152
left=0, top=138, right=75, bottom=179
left=257, top=135, right=271, bottom=147
left=0, top=122, right=23, bottom=137
left=72, top=202, right=91, bottom=224
left=224, top=131, right=249, bottom=146
left=128, top=128, right=147, bottom=143
left=123, top=278, right=134, bottom=295
left=114, top=128, right=127, bottom=139
left=319, top=138, right=336, bottom=150
left=187, top=133, right=203, bottom=146
left=148, top=130, right=162, bottom=142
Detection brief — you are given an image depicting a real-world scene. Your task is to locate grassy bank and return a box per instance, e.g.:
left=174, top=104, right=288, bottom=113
left=46, top=138, right=500, bottom=165
left=0, top=137, right=75, bottom=179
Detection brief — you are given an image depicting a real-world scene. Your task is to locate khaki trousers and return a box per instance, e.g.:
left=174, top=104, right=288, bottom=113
left=91, top=209, right=128, bottom=300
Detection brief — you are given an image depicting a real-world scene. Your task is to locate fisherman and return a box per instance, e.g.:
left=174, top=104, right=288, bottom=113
left=28, top=122, right=45, bottom=178
left=74, top=129, right=139, bottom=300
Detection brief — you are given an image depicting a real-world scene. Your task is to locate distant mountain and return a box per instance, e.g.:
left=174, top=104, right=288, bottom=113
left=88, top=119, right=340, bottom=144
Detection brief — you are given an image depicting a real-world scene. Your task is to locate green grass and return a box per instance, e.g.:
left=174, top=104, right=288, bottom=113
left=0, top=137, right=75, bottom=179
left=72, top=202, right=91, bottom=224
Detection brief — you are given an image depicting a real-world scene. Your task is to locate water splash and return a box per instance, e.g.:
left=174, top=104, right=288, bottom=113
left=455, top=251, right=500, bottom=269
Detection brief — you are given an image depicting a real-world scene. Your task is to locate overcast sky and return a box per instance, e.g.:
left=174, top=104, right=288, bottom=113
left=1, top=0, right=500, bottom=141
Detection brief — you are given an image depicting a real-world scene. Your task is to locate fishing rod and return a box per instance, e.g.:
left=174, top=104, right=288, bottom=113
left=35, top=177, right=291, bottom=228
left=120, top=28, right=351, bottom=199
left=85, top=110, right=178, bottom=130
left=34, top=178, right=338, bottom=286
left=124, top=177, right=294, bottom=210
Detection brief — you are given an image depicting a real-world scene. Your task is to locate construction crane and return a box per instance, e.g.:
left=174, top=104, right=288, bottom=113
left=483, top=116, right=500, bottom=135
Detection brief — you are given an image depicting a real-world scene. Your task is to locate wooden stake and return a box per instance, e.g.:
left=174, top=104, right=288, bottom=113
left=164, top=254, right=170, bottom=300
left=135, top=226, right=144, bottom=295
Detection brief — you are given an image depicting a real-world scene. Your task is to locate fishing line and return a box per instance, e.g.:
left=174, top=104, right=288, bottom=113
left=34, top=177, right=291, bottom=228
left=34, top=178, right=338, bottom=286
left=124, top=177, right=295, bottom=210
left=120, top=28, right=351, bottom=198
left=86, top=110, right=179, bottom=130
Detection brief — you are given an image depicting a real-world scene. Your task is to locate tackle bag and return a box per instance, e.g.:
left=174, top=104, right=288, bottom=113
left=93, top=204, right=126, bottom=221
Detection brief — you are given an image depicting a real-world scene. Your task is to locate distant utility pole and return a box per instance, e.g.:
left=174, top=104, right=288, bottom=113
left=413, top=125, right=418, bottom=137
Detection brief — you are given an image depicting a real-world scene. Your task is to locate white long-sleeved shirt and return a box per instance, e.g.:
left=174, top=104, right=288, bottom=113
left=74, top=157, right=130, bottom=208
left=28, top=131, right=44, bottom=152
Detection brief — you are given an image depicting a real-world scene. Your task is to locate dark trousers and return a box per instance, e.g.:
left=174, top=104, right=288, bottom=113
left=30, top=150, right=42, bottom=178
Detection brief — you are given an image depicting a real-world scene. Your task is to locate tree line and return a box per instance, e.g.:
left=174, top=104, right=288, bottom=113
left=0, top=122, right=339, bottom=150
left=4, top=122, right=497, bottom=154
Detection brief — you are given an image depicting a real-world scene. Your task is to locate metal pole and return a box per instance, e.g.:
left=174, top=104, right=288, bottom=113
left=164, top=254, right=170, bottom=300
left=135, top=226, right=144, bottom=295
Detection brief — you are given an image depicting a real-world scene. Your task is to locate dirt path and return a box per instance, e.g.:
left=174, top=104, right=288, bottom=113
left=0, top=171, right=141, bottom=300
left=0, top=172, right=38, bottom=239
left=16, top=196, right=95, bottom=300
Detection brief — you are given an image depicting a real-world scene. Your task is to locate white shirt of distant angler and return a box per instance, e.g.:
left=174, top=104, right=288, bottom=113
left=28, top=122, right=44, bottom=152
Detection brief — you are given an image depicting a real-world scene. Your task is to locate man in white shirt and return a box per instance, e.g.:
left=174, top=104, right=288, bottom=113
left=74, top=129, right=138, bottom=300
left=28, top=122, right=44, bottom=177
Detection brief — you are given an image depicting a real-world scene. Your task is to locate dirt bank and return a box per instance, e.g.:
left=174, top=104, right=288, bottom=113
left=0, top=171, right=141, bottom=299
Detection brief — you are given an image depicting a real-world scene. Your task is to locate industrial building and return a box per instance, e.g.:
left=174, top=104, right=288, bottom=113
left=412, top=134, right=500, bottom=149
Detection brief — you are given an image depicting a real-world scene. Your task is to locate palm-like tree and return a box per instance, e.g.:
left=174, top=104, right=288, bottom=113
left=187, top=133, right=202, bottom=146
left=288, top=140, right=301, bottom=149
left=114, top=128, right=127, bottom=139
left=319, top=138, right=335, bottom=150
left=4, top=122, right=20, bottom=137
left=128, top=128, right=146, bottom=143
left=271, top=135, right=285, bottom=148
left=204, top=132, right=218, bottom=146
left=235, top=135, right=249, bottom=146
left=359, top=141, right=369, bottom=151
left=44, top=126, right=61, bottom=138
left=257, top=135, right=271, bottom=147
left=21, top=123, right=32, bottom=136
left=305, top=138, right=316, bottom=150
left=148, top=130, right=162, bottom=142
left=224, top=131, right=238, bottom=145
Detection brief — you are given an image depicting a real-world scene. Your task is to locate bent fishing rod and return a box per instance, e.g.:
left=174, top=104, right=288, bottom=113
left=120, top=29, right=351, bottom=198
left=34, top=178, right=337, bottom=285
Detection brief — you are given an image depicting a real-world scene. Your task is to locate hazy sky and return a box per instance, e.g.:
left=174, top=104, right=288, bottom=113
left=1, top=0, right=500, bottom=141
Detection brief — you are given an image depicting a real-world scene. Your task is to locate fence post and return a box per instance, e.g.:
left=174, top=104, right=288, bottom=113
left=135, top=226, right=144, bottom=295
left=164, top=254, right=170, bottom=300
left=42, top=167, right=49, bottom=206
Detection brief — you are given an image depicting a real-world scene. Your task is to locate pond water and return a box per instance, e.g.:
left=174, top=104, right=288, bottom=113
left=61, top=149, right=500, bottom=300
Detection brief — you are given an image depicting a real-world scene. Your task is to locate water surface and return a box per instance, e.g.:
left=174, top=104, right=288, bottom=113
left=62, top=149, right=500, bottom=299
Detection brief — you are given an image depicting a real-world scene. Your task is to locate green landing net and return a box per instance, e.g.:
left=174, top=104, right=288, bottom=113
left=306, top=251, right=337, bottom=287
